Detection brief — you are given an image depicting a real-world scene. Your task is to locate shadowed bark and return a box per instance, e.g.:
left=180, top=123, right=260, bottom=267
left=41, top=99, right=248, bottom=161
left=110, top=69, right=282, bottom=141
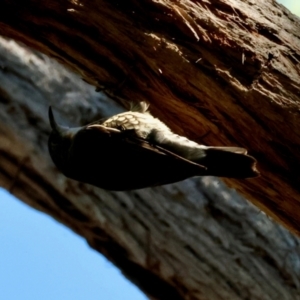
left=1, top=0, right=300, bottom=234
left=0, top=37, right=300, bottom=300
left=0, top=0, right=300, bottom=299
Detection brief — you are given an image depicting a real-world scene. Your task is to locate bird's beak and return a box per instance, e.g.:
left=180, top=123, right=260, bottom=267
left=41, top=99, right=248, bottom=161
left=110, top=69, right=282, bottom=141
left=49, top=107, right=65, bottom=134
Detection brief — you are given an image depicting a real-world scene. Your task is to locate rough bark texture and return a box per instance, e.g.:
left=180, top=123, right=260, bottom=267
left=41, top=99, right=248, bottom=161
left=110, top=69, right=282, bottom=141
left=1, top=0, right=300, bottom=235
left=1, top=37, right=300, bottom=300
left=0, top=0, right=300, bottom=299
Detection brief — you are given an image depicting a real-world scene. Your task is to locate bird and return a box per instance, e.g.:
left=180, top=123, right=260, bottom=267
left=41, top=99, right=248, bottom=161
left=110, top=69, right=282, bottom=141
left=48, top=102, right=259, bottom=191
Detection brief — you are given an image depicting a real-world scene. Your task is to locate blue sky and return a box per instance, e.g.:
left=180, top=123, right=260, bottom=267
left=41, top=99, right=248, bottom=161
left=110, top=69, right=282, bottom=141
left=0, top=2, right=298, bottom=300
left=0, top=188, right=146, bottom=300
left=277, top=0, right=300, bottom=16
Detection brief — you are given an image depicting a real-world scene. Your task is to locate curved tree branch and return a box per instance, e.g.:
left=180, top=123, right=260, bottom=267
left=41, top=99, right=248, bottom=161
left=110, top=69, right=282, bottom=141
left=1, top=0, right=299, bottom=234
left=0, top=0, right=300, bottom=299
left=0, top=36, right=299, bottom=300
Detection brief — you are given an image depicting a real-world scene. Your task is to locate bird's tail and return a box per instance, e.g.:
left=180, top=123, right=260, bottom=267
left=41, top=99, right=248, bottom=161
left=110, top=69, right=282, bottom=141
left=199, top=147, right=259, bottom=178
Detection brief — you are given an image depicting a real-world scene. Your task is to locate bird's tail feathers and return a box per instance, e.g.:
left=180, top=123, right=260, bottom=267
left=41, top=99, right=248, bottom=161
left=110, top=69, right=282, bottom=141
left=207, top=146, right=248, bottom=155
left=199, top=147, right=259, bottom=178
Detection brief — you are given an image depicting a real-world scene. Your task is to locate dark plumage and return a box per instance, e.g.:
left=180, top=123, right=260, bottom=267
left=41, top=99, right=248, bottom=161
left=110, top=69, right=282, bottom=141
left=48, top=103, right=258, bottom=190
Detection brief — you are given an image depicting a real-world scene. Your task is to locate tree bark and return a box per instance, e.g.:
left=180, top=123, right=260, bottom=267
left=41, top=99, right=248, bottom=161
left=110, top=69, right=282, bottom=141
left=0, top=37, right=300, bottom=300
left=0, top=0, right=300, bottom=299
left=1, top=0, right=300, bottom=235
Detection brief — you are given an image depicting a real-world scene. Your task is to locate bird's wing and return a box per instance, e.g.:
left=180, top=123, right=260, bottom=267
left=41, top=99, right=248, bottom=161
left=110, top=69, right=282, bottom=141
left=86, top=124, right=207, bottom=171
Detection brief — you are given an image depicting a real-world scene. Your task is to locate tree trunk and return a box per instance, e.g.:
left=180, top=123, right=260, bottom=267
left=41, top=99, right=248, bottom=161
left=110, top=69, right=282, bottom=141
left=0, top=0, right=300, bottom=299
